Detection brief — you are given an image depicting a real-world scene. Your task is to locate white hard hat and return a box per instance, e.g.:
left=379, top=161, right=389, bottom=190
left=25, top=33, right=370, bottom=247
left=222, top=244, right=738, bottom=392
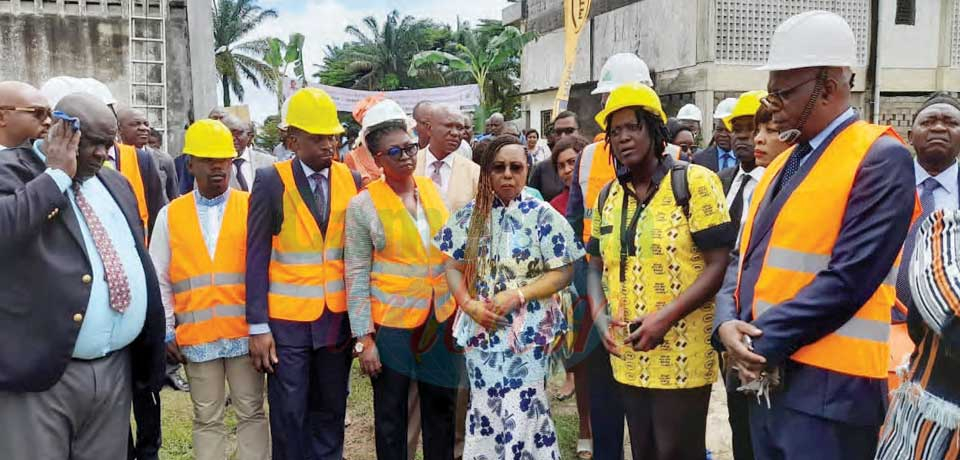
left=758, top=10, right=857, bottom=71
left=592, top=53, right=653, bottom=95
left=713, top=98, right=738, bottom=120
left=42, top=76, right=116, bottom=107
left=361, top=99, right=409, bottom=144
left=81, top=78, right=117, bottom=106
left=676, top=104, right=702, bottom=122
left=278, top=98, right=290, bottom=129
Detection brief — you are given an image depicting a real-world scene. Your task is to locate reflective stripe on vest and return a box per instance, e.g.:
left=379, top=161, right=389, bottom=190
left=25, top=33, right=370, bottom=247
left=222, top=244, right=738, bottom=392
left=268, top=160, right=356, bottom=321
left=735, top=121, right=917, bottom=379
left=367, top=177, right=454, bottom=328
left=117, top=144, right=149, bottom=233
left=168, top=190, right=250, bottom=347
left=579, top=141, right=616, bottom=243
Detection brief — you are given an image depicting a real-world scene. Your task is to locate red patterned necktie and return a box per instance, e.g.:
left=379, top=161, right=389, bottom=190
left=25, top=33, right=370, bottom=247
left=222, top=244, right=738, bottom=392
left=72, top=183, right=131, bottom=313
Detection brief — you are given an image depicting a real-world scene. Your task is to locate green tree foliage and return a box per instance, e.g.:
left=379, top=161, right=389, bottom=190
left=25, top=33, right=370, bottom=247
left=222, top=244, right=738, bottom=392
left=255, top=115, right=281, bottom=151
left=264, top=33, right=306, bottom=110
left=213, top=0, right=277, bottom=107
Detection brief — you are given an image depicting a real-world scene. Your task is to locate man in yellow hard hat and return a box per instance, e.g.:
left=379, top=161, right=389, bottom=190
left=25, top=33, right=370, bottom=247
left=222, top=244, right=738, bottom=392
left=148, top=119, right=269, bottom=460
left=246, top=87, right=362, bottom=460
left=713, top=11, right=917, bottom=459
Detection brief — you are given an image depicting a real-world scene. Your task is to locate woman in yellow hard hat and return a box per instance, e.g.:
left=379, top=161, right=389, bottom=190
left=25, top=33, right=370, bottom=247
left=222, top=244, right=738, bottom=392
left=586, top=83, right=736, bottom=460
left=148, top=118, right=270, bottom=460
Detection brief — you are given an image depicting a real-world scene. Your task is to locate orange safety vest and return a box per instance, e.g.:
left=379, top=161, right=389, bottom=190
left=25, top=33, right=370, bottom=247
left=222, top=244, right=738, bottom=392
left=578, top=139, right=616, bottom=242
left=268, top=160, right=356, bottom=321
left=117, top=144, right=149, bottom=231
left=736, top=121, right=917, bottom=379
left=367, top=177, right=455, bottom=328
left=168, top=190, right=250, bottom=347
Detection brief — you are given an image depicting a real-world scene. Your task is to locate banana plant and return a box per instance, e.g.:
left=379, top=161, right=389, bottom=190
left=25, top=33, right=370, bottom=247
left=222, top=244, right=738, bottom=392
left=263, top=33, right=306, bottom=110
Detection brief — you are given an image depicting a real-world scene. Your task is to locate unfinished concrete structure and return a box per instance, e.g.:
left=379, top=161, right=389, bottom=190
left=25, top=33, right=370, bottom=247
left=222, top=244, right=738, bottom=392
left=507, top=0, right=960, bottom=140
left=0, top=0, right=217, bottom=156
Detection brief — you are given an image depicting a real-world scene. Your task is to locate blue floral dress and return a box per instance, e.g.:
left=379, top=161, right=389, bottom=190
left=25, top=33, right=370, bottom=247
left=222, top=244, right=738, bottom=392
left=434, top=191, right=584, bottom=460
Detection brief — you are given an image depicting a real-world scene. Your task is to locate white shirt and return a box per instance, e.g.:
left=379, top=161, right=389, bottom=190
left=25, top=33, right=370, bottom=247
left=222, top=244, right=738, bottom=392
left=149, top=188, right=232, bottom=339
left=915, top=159, right=960, bottom=211
left=727, top=166, right=766, bottom=246
left=234, top=147, right=254, bottom=191
left=454, top=139, right=473, bottom=160
left=426, top=147, right=456, bottom=194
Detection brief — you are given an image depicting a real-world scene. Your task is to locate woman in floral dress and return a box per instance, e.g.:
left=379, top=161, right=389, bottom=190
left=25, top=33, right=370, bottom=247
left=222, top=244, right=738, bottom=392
left=434, top=135, right=585, bottom=459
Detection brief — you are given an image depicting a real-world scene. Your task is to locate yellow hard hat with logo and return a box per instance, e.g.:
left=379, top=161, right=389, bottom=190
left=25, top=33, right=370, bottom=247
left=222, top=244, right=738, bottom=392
left=286, top=87, right=344, bottom=135
left=723, top=90, right=768, bottom=131
left=183, top=119, right=236, bottom=159
left=595, top=83, right=667, bottom=130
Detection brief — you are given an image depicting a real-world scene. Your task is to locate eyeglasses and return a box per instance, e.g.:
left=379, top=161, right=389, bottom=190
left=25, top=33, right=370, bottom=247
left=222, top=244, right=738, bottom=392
left=0, top=105, right=51, bottom=121
left=555, top=127, right=577, bottom=136
left=381, top=144, right=419, bottom=159
left=679, top=144, right=693, bottom=153
left=608, top=122, right=643, bottom=139
left=491, top=162, right=525, bottom=174
left=762, top=77, right=820, bottom=109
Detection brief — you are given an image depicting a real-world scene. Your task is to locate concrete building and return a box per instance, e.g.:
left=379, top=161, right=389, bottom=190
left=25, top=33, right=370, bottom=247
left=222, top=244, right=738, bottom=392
left=507, top=0, right=960, bottom=141
left=0, top=0, right=217, bottom=156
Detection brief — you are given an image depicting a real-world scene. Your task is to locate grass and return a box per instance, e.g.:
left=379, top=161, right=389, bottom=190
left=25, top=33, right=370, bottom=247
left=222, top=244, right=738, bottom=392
left=157, top=363, right=732, bottom=459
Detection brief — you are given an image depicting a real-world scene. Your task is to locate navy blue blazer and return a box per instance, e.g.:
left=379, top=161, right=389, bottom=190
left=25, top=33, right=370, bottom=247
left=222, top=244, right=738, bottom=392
left=245, top=159, right=361, bottom=349
left=712, top=116, right=915, bottom=427
left=0, top=147, right=166, bottom=393
left=693, top=145, right=721, bottom=172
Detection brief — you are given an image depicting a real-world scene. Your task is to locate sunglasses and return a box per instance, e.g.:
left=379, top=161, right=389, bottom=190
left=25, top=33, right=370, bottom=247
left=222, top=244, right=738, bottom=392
left=491, top=162, right=525, bottom=174
left=0, top=105, right=51, bottom=121
left=380, top=144, right=419, bottom=159
left=554, top=127, right=577, bottom=136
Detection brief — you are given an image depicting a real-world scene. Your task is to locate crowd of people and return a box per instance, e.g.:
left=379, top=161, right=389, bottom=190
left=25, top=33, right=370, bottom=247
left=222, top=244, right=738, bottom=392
left=0, top=9, right=958, bottom=460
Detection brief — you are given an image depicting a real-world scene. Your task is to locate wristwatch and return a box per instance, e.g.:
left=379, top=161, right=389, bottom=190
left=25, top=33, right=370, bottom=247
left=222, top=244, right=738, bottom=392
left=354, top=340, right=365, bottom=354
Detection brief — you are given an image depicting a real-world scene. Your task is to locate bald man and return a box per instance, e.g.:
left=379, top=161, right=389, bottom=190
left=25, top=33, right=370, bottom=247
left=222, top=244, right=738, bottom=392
left=112, top=107, right=167, bottom=238
left=413, top=101, right=434, bottom=149
left=0, top=93, right=165, bottom=460
left=0, top=81, right=52, bottom=149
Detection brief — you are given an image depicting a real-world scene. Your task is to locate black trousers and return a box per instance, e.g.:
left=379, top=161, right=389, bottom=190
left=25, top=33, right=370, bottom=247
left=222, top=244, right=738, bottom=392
left=372, top=364, right=457, bottom=460
left=128, top=389, right=161, bottom=460
left=620, top=383, right=712, bottom=460
left=586, top=344, right=626, bottom=460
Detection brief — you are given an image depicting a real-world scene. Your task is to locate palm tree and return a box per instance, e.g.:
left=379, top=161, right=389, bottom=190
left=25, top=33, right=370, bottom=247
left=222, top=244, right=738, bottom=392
left=343, top=10, right=445, bottom=90
left=213, top=0, right=277, bottom=106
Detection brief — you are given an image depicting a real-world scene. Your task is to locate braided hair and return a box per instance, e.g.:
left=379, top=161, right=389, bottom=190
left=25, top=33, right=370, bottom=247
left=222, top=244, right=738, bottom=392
left=604, top=107, right=669, bottom=173
left=462, top=135, right=526, bottom=297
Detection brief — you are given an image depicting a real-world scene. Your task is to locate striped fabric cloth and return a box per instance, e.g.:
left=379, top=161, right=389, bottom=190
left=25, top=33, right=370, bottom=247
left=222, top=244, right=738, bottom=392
left=876, top=210, right=960, bottom=460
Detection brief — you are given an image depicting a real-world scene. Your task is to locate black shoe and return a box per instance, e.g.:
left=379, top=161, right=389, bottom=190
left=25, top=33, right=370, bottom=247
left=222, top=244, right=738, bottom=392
left=166, top=373, right=190, bottom=392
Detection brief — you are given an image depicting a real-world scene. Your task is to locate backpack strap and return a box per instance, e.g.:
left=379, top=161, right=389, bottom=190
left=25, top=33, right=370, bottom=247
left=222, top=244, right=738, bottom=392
left=595, top=180, right=615, bottom=229
left=670, top=161, right=691, bottom=218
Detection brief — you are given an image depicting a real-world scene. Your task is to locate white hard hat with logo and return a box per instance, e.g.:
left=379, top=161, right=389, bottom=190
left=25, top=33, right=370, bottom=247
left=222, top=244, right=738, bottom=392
left=592, top=53, right=653, bottom=95
left=758, top=10, right=857, bottom=71
left=676, top=104, right=702, bottom=123
left=361, top=99, right=410, bottom=145
left=713, top=98, right=738, bottom=120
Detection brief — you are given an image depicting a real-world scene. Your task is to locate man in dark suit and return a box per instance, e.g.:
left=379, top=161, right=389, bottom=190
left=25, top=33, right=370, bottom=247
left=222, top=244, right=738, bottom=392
left=692, top=118, right=735, bottom=172
left=246, top=88, right=362, bottom=460
left=112, top=107, right=167, bottom=239
left=0, top=93, right=165, bottom=460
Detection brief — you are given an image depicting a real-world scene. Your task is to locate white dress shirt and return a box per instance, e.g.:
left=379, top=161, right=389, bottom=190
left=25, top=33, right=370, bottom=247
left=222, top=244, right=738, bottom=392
left=235, top=147, right=255, bottom=190
left=426, top=147, right=456, bottom=194
left=915, top=159, right=960, bottom=211
left=726, top=166, right=766, bottom=235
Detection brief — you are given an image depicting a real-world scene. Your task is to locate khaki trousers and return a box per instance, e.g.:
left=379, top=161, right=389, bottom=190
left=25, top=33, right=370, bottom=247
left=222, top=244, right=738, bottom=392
left=185, top=355, right=269, bottom=460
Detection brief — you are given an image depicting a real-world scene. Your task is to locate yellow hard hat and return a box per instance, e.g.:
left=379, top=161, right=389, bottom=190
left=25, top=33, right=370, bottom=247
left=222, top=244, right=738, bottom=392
left=595, top=83, right=667, bottom=130
left=285, top=88, right=344, bottom=135
left=723, top=90, right=769, bottom=131
left=183, top=119, right=236, bottom=159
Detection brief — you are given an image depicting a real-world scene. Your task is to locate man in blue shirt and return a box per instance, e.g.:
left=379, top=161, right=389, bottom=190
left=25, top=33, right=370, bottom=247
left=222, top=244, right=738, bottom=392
left=0, top=92, right=165, bottom=459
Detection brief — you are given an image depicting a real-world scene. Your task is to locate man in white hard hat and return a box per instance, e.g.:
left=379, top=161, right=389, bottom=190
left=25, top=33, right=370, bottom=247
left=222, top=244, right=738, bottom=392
left=692, top=98, right=737, bottom=173
left=712, top=11, right=917, bottom=459
left=676, top=103, right=703, bottom=141
left=563, top=52, right=655, bottom=460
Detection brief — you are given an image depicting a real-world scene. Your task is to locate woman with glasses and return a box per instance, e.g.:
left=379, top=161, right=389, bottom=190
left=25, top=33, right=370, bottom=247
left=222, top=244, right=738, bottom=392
left=587, top=83, right=735, bottom=460
left=345, top=116, right=461, bottom=460
left=434, top=134, right=584, bottom=458
left=667, top=118, right=697, bottom=162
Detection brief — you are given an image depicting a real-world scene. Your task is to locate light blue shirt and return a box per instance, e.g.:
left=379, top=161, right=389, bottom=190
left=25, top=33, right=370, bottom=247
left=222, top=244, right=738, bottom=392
left=33, top=141, right=148, bottom=360
left=716, top=147, right=736, bottom=170
left=915, top=159, right=960, bottom=211
left=801, top=107, right=857, bottom=168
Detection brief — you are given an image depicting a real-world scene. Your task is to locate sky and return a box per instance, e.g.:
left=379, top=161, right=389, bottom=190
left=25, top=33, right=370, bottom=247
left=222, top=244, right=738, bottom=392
left=231, top=0, right=511, bottom=122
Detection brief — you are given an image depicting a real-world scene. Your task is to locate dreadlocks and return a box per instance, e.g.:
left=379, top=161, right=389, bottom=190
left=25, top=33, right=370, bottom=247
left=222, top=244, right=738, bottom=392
left=462, top=135, right=526, bottom=297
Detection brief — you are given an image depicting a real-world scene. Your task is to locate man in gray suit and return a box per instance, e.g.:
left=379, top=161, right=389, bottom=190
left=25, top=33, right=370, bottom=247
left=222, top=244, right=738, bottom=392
left=221, top=116, right=276, bottom=192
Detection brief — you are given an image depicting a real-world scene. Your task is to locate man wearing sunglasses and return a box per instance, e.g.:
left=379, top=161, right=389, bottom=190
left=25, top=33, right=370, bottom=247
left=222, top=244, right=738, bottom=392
left=712, top=11, right=917, bottom=460
left=0, top=81, right=52, bottom=150
left=529, top=111, right=579, bottom=202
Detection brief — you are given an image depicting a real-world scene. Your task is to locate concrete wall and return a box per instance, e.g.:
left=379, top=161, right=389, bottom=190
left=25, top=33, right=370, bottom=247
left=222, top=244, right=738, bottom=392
left=520, top=26, right=592, bottom=93
left=0, top=13, right=130, bottom=103
left=880, top=0, right=942, bottom=69
left=165, top=1, right=192, bottom=157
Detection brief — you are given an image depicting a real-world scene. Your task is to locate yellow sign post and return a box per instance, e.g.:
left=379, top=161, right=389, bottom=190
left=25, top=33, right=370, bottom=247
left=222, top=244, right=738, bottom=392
left=552, top=0, right=592, bottom=120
